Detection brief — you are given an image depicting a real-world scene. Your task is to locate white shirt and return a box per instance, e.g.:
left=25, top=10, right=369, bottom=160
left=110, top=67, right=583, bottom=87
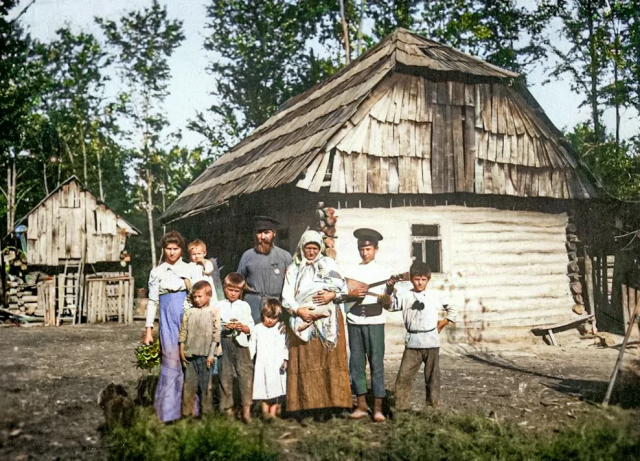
left=389, top=287, right=457, bottom=349
left=145, top=260, right=192, bottom=327
left=344, top=260, right=392, bottom=325
left=186, top=261, right=218, bottom=306
left=216, top=299, right=255, bottom=348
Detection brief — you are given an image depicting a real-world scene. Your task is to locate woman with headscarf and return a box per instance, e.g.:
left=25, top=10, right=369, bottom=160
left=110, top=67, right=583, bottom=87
left=143, top=231, right=195, bottom=422
left=282, top=230, right=352, bottom=414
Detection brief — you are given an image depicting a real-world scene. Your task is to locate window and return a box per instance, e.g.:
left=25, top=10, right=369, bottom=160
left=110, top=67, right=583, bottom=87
left=411, top=224, right=441, bottom=272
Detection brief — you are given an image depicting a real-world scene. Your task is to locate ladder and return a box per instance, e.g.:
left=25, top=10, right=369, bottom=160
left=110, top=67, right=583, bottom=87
left=56, top=258, right=85, bottom=325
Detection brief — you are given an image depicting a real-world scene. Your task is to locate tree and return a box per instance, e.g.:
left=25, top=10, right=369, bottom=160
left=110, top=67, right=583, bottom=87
left=0, top=0, right=48, bottom=234
left=545, top=0, right=611, bottom=141
left=97, top=0, right=185, bottom=266
left=39, top=28, right=113, bottom=198
left=420, top=0, right=548, bottom=74
left=193, top=0, right=340, bottom=151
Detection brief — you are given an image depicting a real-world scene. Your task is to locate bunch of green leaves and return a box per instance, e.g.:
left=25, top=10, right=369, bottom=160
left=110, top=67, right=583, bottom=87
left=135, top=338, right=160, bottom=370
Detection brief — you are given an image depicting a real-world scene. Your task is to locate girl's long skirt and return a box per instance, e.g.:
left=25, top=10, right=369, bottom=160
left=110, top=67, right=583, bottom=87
left=286, top=310, right=352, bottom=411
left=154, top=291, right=187, bottom=422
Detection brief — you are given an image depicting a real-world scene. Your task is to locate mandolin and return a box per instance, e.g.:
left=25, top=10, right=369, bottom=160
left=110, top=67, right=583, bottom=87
left=345, top=272, right=410, bottom=297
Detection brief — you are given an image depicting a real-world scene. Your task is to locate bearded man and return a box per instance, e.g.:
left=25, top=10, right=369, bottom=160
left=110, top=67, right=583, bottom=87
left=237, top=216, right=292, bottom=323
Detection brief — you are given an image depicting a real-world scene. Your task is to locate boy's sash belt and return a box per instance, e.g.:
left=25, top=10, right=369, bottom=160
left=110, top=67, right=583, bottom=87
left=406, top=327, right=436, bottom=334
left=349, top=303, right=383, bottom=317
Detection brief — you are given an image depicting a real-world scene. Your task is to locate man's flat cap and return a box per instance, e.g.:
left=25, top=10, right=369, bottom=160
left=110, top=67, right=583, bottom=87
left=253, top=216, right=280, bottom=232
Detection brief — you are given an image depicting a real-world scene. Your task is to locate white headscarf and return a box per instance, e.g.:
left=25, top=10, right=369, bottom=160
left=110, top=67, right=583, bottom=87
left=293, top=230, right=325, bottom=265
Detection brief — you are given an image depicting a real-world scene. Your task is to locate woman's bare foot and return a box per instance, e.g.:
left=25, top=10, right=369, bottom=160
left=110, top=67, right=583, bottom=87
left=349, top=395, right=368, bottom=419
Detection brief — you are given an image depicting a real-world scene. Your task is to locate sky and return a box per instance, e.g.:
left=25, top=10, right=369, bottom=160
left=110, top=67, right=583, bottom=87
left=11, top=0, right=637, bottom=151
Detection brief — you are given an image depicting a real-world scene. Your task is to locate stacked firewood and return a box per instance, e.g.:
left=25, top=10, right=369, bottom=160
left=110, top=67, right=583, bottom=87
left=316, top=202, right=338, bottom=259
left=7, top=279, right=40, bottom=316
left=566, top=216, right=585, bottom=315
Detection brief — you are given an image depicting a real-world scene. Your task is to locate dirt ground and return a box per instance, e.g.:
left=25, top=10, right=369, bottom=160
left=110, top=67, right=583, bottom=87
left=0, top=322, right=638, bottom=461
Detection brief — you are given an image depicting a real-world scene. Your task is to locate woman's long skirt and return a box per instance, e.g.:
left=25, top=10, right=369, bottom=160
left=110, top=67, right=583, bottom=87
left=286, top=310, right=352, bottom=411
left=154, top=291, right=187, bottom=422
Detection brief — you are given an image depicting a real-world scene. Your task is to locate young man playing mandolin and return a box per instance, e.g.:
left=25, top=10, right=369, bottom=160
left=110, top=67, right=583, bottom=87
left=343, top=228, right=392, bottom=422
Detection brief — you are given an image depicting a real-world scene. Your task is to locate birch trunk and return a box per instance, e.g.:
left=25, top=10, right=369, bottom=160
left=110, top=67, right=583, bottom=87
left=145, top=168, right=157, bottom=267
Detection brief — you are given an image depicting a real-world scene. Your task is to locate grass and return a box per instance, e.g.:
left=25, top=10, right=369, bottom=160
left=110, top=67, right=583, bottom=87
left=107, top=407, right=640, bottom=461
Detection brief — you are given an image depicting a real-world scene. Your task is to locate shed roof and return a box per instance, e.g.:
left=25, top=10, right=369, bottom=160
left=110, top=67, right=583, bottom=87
left=16, top=176, right=140, bottom=236
left=163, top=28, right=595, bottom=223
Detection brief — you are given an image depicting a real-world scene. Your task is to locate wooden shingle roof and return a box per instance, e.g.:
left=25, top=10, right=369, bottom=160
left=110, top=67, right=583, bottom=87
left=163, top=28, right=595, bottom=223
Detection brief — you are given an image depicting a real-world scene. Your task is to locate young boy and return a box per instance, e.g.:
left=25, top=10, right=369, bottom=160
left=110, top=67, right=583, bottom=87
left=383, top=261, right=457, bottom=410
left=179, top=280, right=221, bottom=417
left=187, top=239, right=222, bottom=303
left=216, top=272, right=255, bottom=423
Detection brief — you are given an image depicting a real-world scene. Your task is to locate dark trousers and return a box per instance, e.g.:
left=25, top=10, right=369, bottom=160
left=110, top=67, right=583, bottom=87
left=348, top=323, right=386, bottom=398
left=219, top=337, right=254, bottom=410
left=395, top=347, right=440, bottom=410
left=182, top=356, right=212, bottom=417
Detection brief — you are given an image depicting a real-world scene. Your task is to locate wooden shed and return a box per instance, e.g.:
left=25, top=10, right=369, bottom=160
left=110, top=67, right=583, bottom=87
left=23, top=176, right=138, bottom=265
left=162, top=29, right=600, bottom=342
left=11, top=176, right=139, bottom=325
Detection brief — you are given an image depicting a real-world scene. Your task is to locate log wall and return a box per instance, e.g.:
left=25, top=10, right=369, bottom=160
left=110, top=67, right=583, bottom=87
left=333, top=204, right=576, bottom=342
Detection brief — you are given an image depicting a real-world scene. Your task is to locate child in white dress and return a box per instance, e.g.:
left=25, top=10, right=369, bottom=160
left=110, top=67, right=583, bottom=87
left=249, top=299, right=288, bottom=418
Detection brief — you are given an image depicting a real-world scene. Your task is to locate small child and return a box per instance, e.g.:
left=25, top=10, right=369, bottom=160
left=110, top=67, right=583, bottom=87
left=216, top=272, right=255, bottom=423
left=187, top=239, right=219, bottom=304
left=179, top=280, right=221, bottom=417
left=383, top=261, right=457, bottom=410
left=249, top=299, right=288, bottom=419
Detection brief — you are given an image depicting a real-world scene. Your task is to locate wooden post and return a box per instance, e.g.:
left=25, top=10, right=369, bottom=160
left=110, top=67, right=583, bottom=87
left=117, top=280, right=123, bottom=323
left=622, top=284, right=629, bottom=328
left=584, top=248, right=595, bottom=315
left=57, top=273, right=65, bottom=326
left=128, top=277, right=135, bottom=324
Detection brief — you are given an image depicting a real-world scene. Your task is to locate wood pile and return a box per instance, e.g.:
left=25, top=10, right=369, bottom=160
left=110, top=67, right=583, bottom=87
left=315, top=202, right=338, bottom=259
left=566, top=215, right=595, bottom=334
left=6, top=279, right=43, bottom=316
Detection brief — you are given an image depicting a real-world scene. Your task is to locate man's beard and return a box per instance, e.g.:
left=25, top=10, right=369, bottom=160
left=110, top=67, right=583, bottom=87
left=255, top=239, right=274, bottom=254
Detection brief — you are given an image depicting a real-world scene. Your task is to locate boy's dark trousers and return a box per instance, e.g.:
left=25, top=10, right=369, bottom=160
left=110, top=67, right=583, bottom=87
left=182, top=355, right=213, bottom=417
left=219, top=336, right=254, bottom=411
left=348, top=323, right=386, bottom=398
left=394, top=347, right=440, bottom=410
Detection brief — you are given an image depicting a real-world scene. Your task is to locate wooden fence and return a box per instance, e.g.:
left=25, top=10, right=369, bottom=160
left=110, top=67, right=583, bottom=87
left=84, top=275, right=134, bottom=324
left=34, top=273, right=135, bottom=325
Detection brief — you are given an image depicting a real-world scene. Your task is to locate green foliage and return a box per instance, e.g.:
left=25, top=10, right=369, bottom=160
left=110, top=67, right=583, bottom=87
left=566, top=123, right=640, bottom=200
left=135, top=338, right=160, bottom=370
left=107, top=409, right=277, bottom=461
left=195, top=0, right=341, bottom=152
left=108, top=407, right=640, bottom=461
left=420, top=0, right=547, bottom=74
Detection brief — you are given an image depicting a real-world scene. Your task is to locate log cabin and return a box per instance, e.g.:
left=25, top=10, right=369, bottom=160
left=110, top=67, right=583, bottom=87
left=162, top=28, right=603, bottom=342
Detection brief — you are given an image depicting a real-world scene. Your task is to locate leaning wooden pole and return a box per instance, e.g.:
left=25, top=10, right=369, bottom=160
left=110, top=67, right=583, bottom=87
left=603, top=297, right=640, bottom=405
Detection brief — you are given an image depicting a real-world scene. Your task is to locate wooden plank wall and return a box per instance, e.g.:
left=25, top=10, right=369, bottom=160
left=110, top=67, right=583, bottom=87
left=26, top=181, right=129, bottom=265
left=321, top=75, right=591, bottom=200
left=334, top=205, right=575, bottom=342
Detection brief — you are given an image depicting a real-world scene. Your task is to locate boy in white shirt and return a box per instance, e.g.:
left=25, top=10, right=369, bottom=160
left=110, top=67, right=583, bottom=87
left=383, top=261, right=457, bottom=410
left=215, top=272, right=255, bottom=423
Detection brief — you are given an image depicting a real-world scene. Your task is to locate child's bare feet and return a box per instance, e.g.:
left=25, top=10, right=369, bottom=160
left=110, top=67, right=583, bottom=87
left=241, top=405, right=251, bottom=423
